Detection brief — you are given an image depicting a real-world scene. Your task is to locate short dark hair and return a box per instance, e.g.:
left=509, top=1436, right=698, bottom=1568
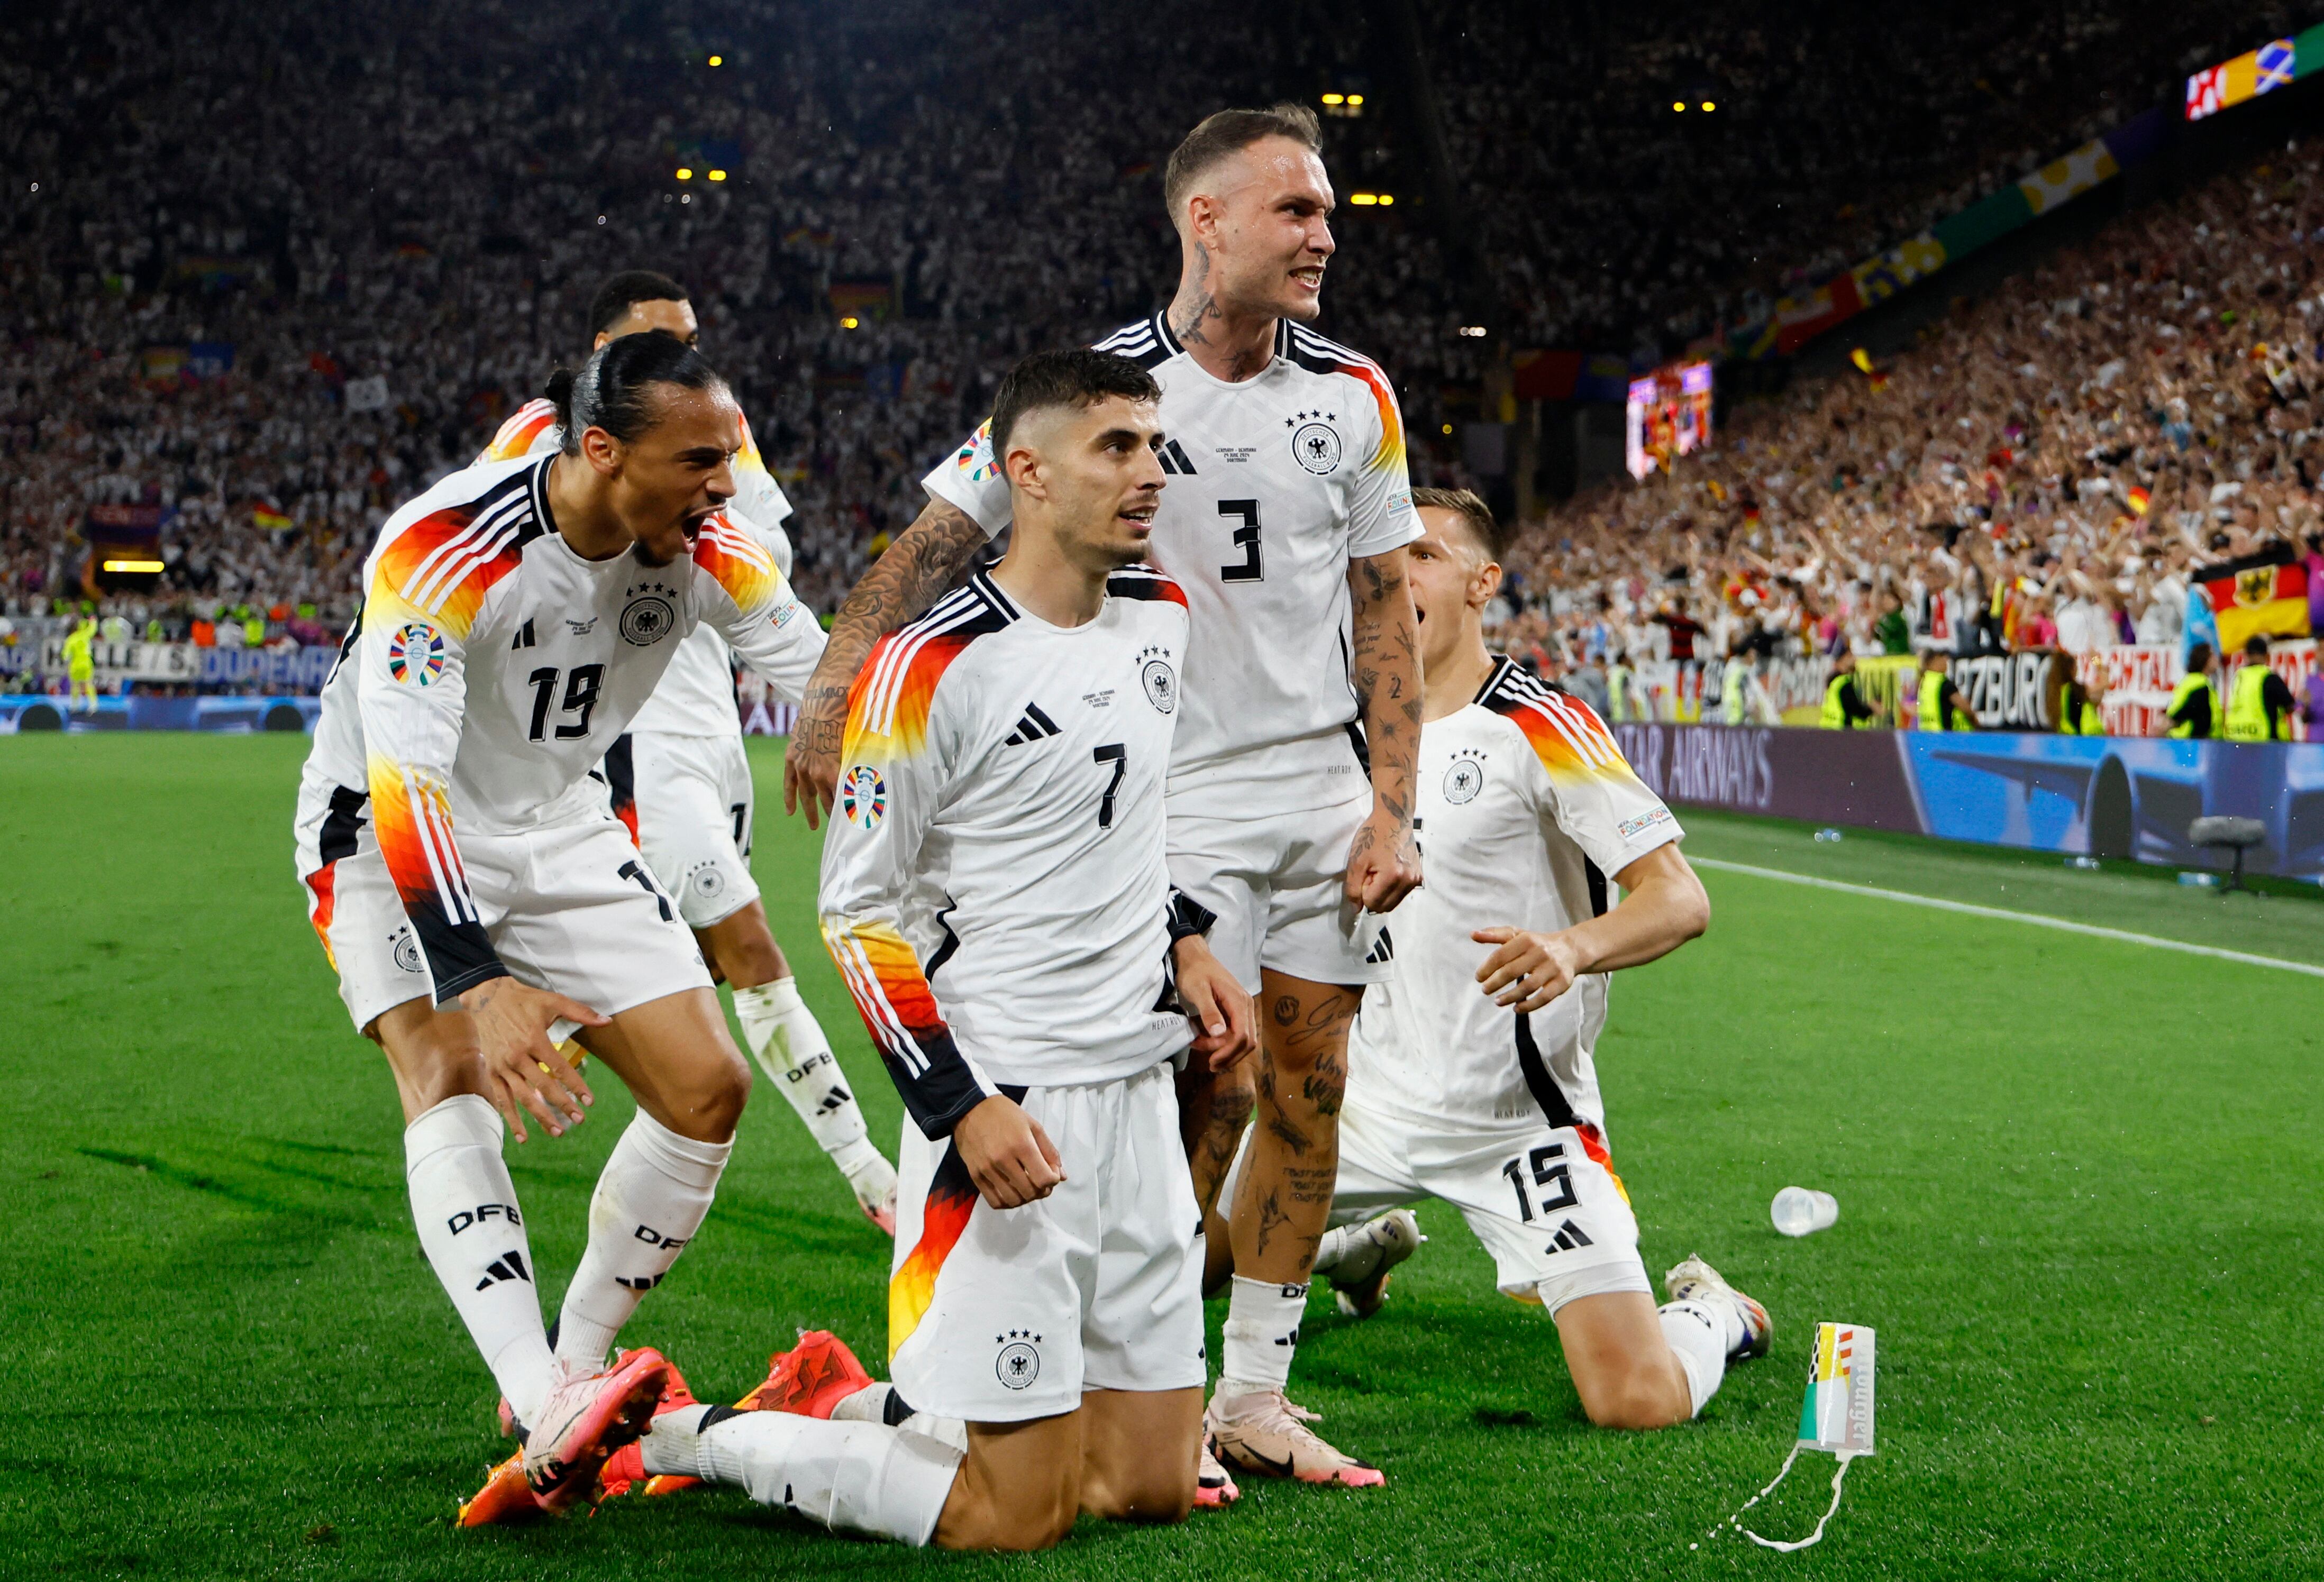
left=988, top=349, right=1162, bottom=464
left=1164, top=104, right=1323, bottom=222
left=1411, top=485, right=1506, bottom=560
left=546, top=331, right=727, bottom=454
left=2245, top=634, right=2271, bottom=657
left=2189, top=641, right=2214, bottom=670
left=589, top=270, right=689, bottom=339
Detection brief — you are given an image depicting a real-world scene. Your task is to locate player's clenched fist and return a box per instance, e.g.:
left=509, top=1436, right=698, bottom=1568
left=1472, top=926, right=1586, bottom=1015
left=952, top=1094, right=1065, bottom=1209
left=1343, top=803, right=1424, bottom=913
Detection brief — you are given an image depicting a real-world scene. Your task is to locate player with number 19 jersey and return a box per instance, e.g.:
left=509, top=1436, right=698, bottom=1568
left=293, top=452, right=824, bottom=1030
left=920, top=313, right=1417, bottom=988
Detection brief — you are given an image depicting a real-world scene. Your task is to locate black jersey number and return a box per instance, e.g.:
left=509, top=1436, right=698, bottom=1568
left=526, top=663, right=605, bottom=742
left=1218, top=499, right=1264, bottom=583
left=1092, top=743, right=1126, bottom=829
left=1501, top=1142, right=1579, bottom=1224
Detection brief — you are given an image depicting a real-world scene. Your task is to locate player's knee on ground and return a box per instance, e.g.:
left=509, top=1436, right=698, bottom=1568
left=1079, top=1456, right=1195, bottom=1524
left=935, top=1431, right=1080, bottom=1552
left=1574, top=1369, right=1691, bottom=1432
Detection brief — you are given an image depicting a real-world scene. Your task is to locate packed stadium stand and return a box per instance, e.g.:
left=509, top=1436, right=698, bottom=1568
left=3, top=0, right=2318, bottom=699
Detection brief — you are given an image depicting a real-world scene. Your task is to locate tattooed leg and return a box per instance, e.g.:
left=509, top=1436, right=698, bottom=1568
left=1226, top=969, right=1360, bottom=1286
left=1178, top=1059, right=1254, bottom=1294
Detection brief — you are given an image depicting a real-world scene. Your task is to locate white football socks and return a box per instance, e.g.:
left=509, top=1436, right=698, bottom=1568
left=1218, top=1275, right=1309, bottom=1397
left=1655, top=1298, right=1733, bottom=1417
left=644, top=1405, right=961, bottom=1546
left=733, top=978, right=890, bottom=1179
left=830, top=1384, right=970, bottom=1452
left=403, top=1095, right=555, bottom=1426
left=553, top=1111, right=731, bottom=1369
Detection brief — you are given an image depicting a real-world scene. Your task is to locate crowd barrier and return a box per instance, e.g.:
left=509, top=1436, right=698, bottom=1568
left=0, top=694, right=323, bottom=733
left=2, top=637, right=341, bottom=692
left=1612, top=721, right=2324, bottom=877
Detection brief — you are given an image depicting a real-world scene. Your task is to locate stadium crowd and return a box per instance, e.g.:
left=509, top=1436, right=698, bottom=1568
left=3, top=0, right=2318, bottom=708
left=1498, top=135, right=2324, bottom=693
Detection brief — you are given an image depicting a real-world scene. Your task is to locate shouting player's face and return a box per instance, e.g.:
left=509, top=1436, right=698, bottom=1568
left=1009, top=395, right=1168, bottom=571
left=587, top=383, right=742, bottom=566
left=1197, top=136, right=1336, bottom=323
left=1408, top=506, right=1500, bottom=675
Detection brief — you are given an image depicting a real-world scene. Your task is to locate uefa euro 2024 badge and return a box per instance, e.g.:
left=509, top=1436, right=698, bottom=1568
left=840, top=765, right=888, bottom=831
left=386, top=621, right=444, bottom=685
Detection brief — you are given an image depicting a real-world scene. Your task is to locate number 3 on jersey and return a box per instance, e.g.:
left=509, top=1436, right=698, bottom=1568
left=1218, top=500, right=1263, bottom=583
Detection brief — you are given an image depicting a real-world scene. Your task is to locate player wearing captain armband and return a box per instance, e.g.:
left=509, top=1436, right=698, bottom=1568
left=289, top=333, right=826, bottom=1523
left=1216, top=489, right=1775, bottom=1429
left=482, top=270, right=897, bottom=1236
left=619, top=350, right=1257, bottom=1551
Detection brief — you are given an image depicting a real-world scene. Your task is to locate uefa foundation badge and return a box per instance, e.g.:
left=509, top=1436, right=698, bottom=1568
left=386, top=621, right=444, bottom=685
left=840, top=765, right=888, bottom=830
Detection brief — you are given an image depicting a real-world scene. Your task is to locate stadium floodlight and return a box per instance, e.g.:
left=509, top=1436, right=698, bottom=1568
left=1457, top=325, right=1487, bottom=337
left=1379, top=194, right=1395, bottom=205
left=1702, top=100, right=1716, bottom=111
left=840, top=316, right=860, bottom=330
left=675, top=167, right=692, bottom=180
left=1347, top=94, right=1364, bottom=106
left=102, top=559, right=165, bottom=573
left=708, top=170, right=727, bottom=181
left=1322, top=93, right=1344, bottom=105
left=1673, top=101, right=1687, bottom=112
left=708, top=54, right=722, bottom=66
left=1350, top=193, right=1379, bottom=206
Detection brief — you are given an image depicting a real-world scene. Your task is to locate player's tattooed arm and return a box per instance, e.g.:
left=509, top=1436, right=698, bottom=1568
left=783, top=499, right=987, bottom=826
left=1345, top=548, right=1425, bottom=912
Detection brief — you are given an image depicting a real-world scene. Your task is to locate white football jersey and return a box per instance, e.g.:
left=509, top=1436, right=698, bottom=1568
left=297, top=453, right=824, bottom=999
left=920, top=313, right=1418, bottom=808
left=480, top=399, right=799, bottom=739
left=1349, top=659, right=1682, bottom=1142
left=818, top=566, right=1195, bottom=1137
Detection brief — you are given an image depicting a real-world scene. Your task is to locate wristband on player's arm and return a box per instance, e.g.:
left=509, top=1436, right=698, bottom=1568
left=1165, top=888, right=1217, bottom=944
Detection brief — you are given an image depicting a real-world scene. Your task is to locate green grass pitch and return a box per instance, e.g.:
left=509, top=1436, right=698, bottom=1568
left=3, top=733, right=2319, bottom=1580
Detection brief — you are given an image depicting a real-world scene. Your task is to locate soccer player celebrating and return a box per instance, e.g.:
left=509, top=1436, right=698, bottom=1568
left=783, top=103, right=1423, bottom=1490
left=290, top=332, right=825, bottom=1515
left=621, top=349, right=1255, bottom=1550
left=482, top=270, right=897, bottom=1233
left=1219, top=489, right=1772, bottom=1429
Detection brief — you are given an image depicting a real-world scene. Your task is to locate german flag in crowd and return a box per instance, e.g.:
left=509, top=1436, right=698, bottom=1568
left=2197, top=547, right=2309, bottom=651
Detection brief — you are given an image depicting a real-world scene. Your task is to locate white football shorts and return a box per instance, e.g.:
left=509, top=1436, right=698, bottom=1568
left=1221, top=1086, right=1650, bottom=1314
left=887, top=1059, right=1206, bottom=1423
left=300, top=812, right=710, bottom=1034
left=611, top=730, right=761, bottom=929
left=1166, top=776, right=1386, bottom=994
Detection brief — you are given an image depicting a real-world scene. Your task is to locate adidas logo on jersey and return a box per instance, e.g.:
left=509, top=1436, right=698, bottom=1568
left=475, top=1250, right=532, bottom=1290
left=1542, top=1219, right=1595, bottom=1255
left=1156, top=438, right=1198, bottom=475
left=1365, top=927, right=1395, bottom=965
left=1004, top=701, right=1060, bottom=745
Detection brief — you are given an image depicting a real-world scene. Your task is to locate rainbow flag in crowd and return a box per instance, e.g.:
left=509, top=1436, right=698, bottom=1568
left=2197, top=548, right=2310, bottom=652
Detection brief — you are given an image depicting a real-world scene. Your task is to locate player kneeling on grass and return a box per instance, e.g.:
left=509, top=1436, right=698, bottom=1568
left=621, top=349, right=1257, bottom=1549
left=1216, top=488, right=1770, bottom=1429
left=289, top=332, right=825, bottom=1518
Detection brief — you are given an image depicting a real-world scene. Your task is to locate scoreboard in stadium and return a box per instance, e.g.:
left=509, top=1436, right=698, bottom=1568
left=1626, top=360, right=1714, bottom=480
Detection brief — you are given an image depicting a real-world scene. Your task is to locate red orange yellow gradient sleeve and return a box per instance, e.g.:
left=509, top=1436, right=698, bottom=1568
left=354, top=508, right=518, bottom=1000
left=692, top=515, right=825, bottom=701
left=1485, top=675, right=1684, bottom=883
left=816, top=629, right=997, bottom=1138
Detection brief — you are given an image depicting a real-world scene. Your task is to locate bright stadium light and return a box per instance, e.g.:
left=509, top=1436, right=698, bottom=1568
left=1673, top=101, right=1687, bottom=112
left=1378, top=194, right=1395, bottom=205
left=1458, top=325, right=1487, bottom=337
left=1347, top=94, right=1364, bottom=106
left=708, top=54, right=723, bottom=66
left=675, top=167, right=692, bottom=180
left=708, top=169, right=727, bottom=181
left=840, top=316, right=860, bottom=329
left=1350, top=192, right=1378, bottom=205
left=1442, top=423, right=1454, bottom=435
left=1322, top=93, right=1344, bottom=105
left=102, top=559, right=165, bottom=573
left=1702, top=100, right=1716, bottom=111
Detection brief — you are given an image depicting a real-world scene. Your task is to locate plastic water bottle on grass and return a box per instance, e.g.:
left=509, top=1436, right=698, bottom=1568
left=1772, top=1186, right=1839, bottom=1238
